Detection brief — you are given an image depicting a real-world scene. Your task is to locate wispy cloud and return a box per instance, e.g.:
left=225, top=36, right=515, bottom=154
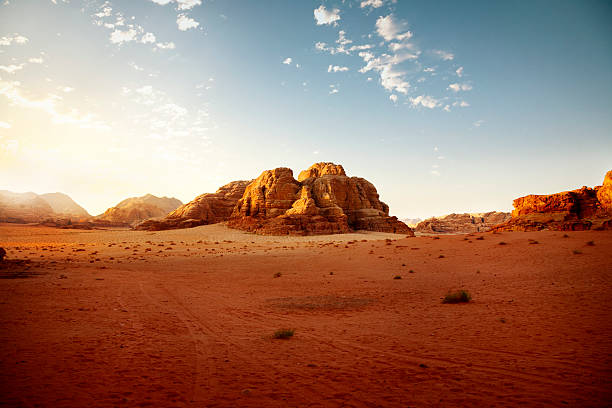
left=328, top=65, right=349, bottom=73
left=375, top=15, right=412, bottom=42
left=433, top=49, right=454, bottom=60
left=360, top=0, right=385, bottom=8
left=314, top=5, right=340, bottom=26
left=282, top=57, right=292, bottom=65
left=448, top=83, right=472, bottom=92
left=148, top=0, right=201, bottom=10
left=0, top=34, right=29, bottom=46
left=0, top=64, right=25, bottom=74
left=409, top=95, right=439, bottom=109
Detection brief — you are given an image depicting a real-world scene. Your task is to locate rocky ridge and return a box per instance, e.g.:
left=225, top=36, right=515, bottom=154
left=134, top=181, right=251, bottom=231
left=491, top=170, right=612, bottom=231
left=415, top=212, right=511, bottom=234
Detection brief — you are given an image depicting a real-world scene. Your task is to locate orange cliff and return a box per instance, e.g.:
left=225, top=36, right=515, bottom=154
left=492, top=170, right=612, bottom=231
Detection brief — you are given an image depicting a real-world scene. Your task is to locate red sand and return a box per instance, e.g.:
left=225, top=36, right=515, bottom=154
left=1, top=223, right=611, bottom=407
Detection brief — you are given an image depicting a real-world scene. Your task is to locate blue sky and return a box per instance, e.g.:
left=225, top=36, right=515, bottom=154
left=0, top=0, right=611, bottom=218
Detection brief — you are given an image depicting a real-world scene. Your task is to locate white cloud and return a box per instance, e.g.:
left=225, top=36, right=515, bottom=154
left=443, top=105, right=451, bottom=112
left=62, top=87, right=74, bottom=93
left=128, top=62, right=144, bottom=71
left=389, top=94, right=397, bottom=102
left=314, top=5, right=340, bottom=26
left=329, top=84, right=339, bottom=94
left=358, top=51, right=417, bottom=94
left=0, top=64, right=25, bottom=74
left=0, top=34, right=29, bottom=46
left=375, top=15, right=412, bottom=42
left=177, top=14, right=199, bottom=31
left=0, top=121, right=11, bottom=129
left=110, top=28, right=138, bottom=44
left=423, top=67, right=435, bottom=72
left=473, top=120, right=484, bottom=127
left=28, top=57, right=44, bottom=64
left=337, top=30, right=352, bottom=46
left=456, top=66, right=464, bottom=77
left=448, top=83, right=472, bottom=92
left=156, top=42, right=176, bottom=49
left=409, top=95, right=439, bottom=109
left=433, top=49, right=454, bottom=60
left=282, top=57, right=292, bottom=65
left=327, top=65, right=349, bottom=73
left=141, top=32, right=156, bottom=43
left=452, top=100, right=470, bottom=107
left=149, top=0, right=201, bottom=9
left=431, top=170, right=440, bottom=176
left=360, top=0, right=384, bottom=8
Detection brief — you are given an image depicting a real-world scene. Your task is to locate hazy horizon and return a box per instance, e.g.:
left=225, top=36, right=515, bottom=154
left=1, top=0, right=611, bottom=219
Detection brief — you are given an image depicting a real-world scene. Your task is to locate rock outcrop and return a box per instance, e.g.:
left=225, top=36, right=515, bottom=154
left=96, top=194, right=182, bottom=226
left=134, top=181, right=251, bottom=231
left=491, top=170, right=612, bottom=231
left=415, top=212, right=511, bottom=234
left=228, top=162, right=412, bottom=236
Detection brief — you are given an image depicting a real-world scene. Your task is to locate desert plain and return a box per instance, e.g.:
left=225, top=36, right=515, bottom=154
left=0, top=223, right=611, bottom=407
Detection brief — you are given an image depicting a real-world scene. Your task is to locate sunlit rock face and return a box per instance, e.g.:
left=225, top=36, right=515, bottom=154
left=134, top=181, right=250, bottom=231
left=96, top=194, right=182, bottom=226
left=415, top=212, right=511, bottom=234
left=228, top=162, right=413, bottom=236
left=491, top=170, right=612, bottom=231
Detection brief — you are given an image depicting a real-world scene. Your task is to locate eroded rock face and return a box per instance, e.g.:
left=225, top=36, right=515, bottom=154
left=228, top=162, right=412, bottom=235
left=491, top=171, right=612, bottom=231
left=96, top=194, right=183, bottom=226
left=134, top=181, right=250, bottom=230
left=0, top=191, right=55, bottom=223
left=415, top=212, right=511, bottom=234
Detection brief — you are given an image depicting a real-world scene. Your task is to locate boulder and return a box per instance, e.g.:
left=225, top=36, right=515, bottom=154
left=491, top=170, right=612, bottom=231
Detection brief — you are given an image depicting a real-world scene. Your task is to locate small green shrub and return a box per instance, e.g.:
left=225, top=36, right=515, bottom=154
left=442, top=290, right=472, bottom=304
left=273, top=328, right=295, bottom=339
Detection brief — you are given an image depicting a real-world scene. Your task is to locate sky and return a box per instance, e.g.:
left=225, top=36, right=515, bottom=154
left=0, top=0, right=611, bottom=218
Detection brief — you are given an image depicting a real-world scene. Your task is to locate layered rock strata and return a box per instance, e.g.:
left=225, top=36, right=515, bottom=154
left=415, top=212, right=511, bottom=234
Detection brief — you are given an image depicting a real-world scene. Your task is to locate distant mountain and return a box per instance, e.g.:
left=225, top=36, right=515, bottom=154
left=96, top=194, right=183, bottom=226
left=415, top=212, right=511, bottom=234
left=0, top=190, right=56, bottom=223
left=40, top=192, right=90, bottom=217
left=400, top=218, right=422, bottom=227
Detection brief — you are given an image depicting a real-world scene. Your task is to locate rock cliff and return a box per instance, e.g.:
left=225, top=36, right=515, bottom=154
left=491, top=170, right=612, bottom=231
left=228, top=162, right=412, bottom=236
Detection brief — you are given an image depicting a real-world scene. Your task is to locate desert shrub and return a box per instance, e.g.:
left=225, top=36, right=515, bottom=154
left=273, top=272, right=282, bottom=278
left=273, top=328, right=294, bottom=339
left=476, top=236, right=484, bottom=240
left=442, top=290, right=472, bottom=304
left=586, top=241, right=595, bottom=246
left=498, top=242, right=507, bottom=245
left=393, top=275, right=402, bottom=280
left=572, top=250, right=582, bottom=255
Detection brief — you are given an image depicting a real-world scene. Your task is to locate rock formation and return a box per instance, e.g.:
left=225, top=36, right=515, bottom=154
left=96, top=194, right=182, bottom=226
left=491, top=170, right=612, bottom=231
left=134, top=181, right=251, bottom=230
left=415, top=212, right=511, bottom=234
left=40, top=193, right=90, bottom=218
left=401, top=218, right=422, bottom=228
left=228, top=163, right=412, bottom=236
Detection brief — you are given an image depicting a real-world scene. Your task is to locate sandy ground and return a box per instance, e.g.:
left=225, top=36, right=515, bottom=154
left=0, top=223, right=611, bottom=407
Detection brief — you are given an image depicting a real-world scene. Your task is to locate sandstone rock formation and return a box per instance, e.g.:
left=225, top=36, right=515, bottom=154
left=40, top=193, right=90, bottom=218
left=134, top=181, right=251, bottom=231
left=415, top=212, right=511, bottom=234
left=228, top=163, right=412, bottom=236
left=491, top=170, right=612, bottom=231
left=96, top=194, right=182, bottom=226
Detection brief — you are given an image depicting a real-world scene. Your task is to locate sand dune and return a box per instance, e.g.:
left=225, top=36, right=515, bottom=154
left=0, top=223, right=610, bottom=407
